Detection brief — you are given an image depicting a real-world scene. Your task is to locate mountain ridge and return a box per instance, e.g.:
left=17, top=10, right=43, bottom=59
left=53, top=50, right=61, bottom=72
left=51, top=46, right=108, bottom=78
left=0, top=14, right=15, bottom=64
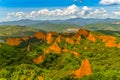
left=0, top=18, right=120, bottom=26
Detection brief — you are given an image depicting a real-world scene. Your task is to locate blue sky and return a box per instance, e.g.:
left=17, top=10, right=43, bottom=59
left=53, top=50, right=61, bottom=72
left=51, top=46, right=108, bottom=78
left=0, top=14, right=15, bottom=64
left=0, top=0, right=100, bottom=7
left=0, top=0, right=120, bottom=22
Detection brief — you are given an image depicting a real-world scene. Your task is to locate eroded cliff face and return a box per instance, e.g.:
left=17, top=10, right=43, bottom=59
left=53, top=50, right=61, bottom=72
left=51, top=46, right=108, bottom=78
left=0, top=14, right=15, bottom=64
left=33, top=55, right=44, bottom=64
left=99, top=36, right=117, bottom=48
left=22, top=36, right=30, bottom=41
left=6, top=37, right=22, bottom=46
left=76, top=29, right=89, bottom=37
left=46, top=32, right=53, bottom=44
left=87, top=33, right=97, bottom=42
left=33, top=32, right=46, bottom=40
left=66, top=37, right=75, bottom=44
left=55, top=35, right=62, bottom=43
left=44, top=43, right=61, bottom=53
left=73, top=59, right=92, bottom=78
left=6, top=29, right=120, bottom=49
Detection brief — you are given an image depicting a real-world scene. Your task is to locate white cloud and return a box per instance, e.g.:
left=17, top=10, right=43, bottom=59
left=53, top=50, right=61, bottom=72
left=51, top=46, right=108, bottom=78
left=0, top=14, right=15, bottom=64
left=99, top=0, right=120, bottom=5
left=113, top=11, right=120, bottom=16
left=3, top=4, right=110, bottom=21
left=7, top=12, right=25, bottom=19
left=27, top=4, right=80, bottom=19
left=15, top=12, right=25, bottom=19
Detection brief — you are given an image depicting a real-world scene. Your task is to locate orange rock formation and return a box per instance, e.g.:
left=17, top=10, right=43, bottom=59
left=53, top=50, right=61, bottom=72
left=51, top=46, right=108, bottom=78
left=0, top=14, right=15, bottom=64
left=38, top=76, right=44, bottom=80
left=66, top=38, right=74, bottom=44
left=6, top=37, right=22, bottom=46
left=62, top=48, right=69, bottom=52
left=76, top=29, right=89, bottom=37
left=75, top=36, right=81, bottom=44
left=45, top=43, right=61, bottom=53
left=116, top=43, right=120, bottom=48
left=99, top=36, right=116, bottom=47
left=22, top=36, right=30, bottom=41
left=73, top=59, right=92, bottom=78
left=46, top=33, right=53, bottom=44
left=87, top=33, right=97, bottom=42
left=33, top=55, right=44, bottom=64
left=55, top=35, right=62, bottom=43
left=33, top=32, right=46, bottom=40
left=72, top=51, right=80, bottom=57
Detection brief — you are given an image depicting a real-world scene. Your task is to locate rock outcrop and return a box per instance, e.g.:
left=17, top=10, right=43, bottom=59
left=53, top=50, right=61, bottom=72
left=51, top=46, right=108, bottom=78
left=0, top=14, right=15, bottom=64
left=99, top=36, right=116, bottom=47
left=116, top=43, right=120, bottom=48
left=33, top=32, right=46, bottom=40
left=46, top=33, right=53, bottom=44
left=33, top=55, right=44, bottom=64
left=87, top=33, right=97, bottom=42
left=45, top=43, right=61, bottom=53
left=66, top=38, right=75, bottom=44
left=55, top=35, right=62, bottom=43
left=76, top=29, right=89, bottom=37
left=38, top=76, right=44, bottom=80
left=6, top=37, right=22, bottom=46
left=22, top=36, right=30, bottom=41
left=72, top=51, right=80, bottom=57
left=73, top=59, right=92, bottom=78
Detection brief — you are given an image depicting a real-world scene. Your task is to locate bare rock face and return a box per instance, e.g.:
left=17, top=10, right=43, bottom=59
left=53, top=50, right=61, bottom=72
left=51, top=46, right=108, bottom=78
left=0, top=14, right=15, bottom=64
left=117, top=43, right=120, bottom=48
left=99, top=36, right=116, bottom=47
left=105, top=41, right=116, bottom=47
left=87, top=33, right=97, bottom=42
left=75, top=36, right=81, bottom=44
left=46, top=33, right=53, bottom=44
left=38, top=75, right=44, bottom=80
left=45, top=43, right=61, bottom=53
left=33, top=32, right=46, bottom=40
left=66, top=38, right=75, bottom=44
left=72, top=51, right=80, bottom=57
left=62, top=48, right=69, bottom=53
left=73, top=59, right=92, bottom=78
left=6, top=37, right=22, bottom=46
left=33, top=55, right=44, bottom=64
left=55, top=35, right=62, bottom=43
left=76, top=29, right=89, bottom=37
left=50, top=31, right=59, bottom=37
left=22, top=36, right=30, bottom=41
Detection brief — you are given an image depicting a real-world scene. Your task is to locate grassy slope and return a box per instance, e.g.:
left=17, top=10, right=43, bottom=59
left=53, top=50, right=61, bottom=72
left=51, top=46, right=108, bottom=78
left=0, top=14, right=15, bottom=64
left=29, top=23, right=80, bottom=32
left=85, top=23, right=120, bottom=31
left=0, top=25, right=40, bottom=39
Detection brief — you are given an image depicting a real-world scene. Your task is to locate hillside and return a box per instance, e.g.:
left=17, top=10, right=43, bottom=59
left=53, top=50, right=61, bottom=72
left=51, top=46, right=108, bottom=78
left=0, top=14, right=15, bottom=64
left=85, top=23, right=120, bottom=31
left=0, top=29, right=120, bottom=80
left=29, top=22, right=80, bottom=32
left=0, top=25, right=40, bottom=39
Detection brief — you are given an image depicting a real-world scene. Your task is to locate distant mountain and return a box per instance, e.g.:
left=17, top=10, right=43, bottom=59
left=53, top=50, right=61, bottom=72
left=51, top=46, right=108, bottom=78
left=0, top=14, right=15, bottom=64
left=0, top=18, right=120, bottom=26
left=0, top=19, right=41, bottom=26
left=84, top=23, right=120, bottom=31
left=28, top=22, right=80, bottom=32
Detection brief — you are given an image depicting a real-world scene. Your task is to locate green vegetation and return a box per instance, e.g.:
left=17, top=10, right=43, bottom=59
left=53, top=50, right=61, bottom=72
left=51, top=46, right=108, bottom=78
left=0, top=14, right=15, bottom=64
left=29, top=23, right=80, bottom=32
left=85, top=23, right=120, bottom=31
left=0, top=30, right=120, bottom=80
left=0, top=25, right=40, bottom=39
